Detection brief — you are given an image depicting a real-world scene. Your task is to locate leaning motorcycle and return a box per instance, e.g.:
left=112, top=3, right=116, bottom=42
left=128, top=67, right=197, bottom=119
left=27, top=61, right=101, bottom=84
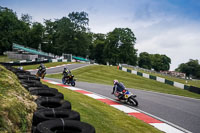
left=36, top=69, right=46, bottom=79
left=113, top=90, right=138, bottom=106
left=62, top=75, right=76, bottom=86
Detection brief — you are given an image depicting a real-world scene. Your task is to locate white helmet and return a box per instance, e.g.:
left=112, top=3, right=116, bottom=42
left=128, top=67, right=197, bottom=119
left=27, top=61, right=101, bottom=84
left=113, top=80, right=118, bottom=85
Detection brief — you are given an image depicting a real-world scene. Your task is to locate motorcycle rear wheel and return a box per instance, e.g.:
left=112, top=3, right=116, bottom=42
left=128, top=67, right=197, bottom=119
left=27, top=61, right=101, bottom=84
left=128, top=97, right=138, bottom=106
left=71, top=81, right=75, bottom=86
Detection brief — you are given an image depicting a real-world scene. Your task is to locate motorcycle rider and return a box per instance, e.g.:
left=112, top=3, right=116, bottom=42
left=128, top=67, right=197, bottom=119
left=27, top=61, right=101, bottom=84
left=38, top=63, right=46, bottom=75
left=112, top=80, right=126, bottom=100
left=62, top=67, right=71, bottom=83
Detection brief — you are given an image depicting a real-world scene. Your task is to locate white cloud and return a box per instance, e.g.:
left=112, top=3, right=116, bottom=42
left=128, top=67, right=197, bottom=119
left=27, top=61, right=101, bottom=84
left=134, top=19, right=200, bottom=70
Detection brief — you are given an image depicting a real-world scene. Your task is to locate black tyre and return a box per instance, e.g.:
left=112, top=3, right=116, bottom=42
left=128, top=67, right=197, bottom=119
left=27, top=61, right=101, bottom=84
left=17, top=75, right=40, bottom=81
left=32, top=109, right=80, bottom=126
left=14, top=70, right=31, bottom=75
left=36, top=97, right=71, bottom=110
left=35, top=119, right=95, bottom=133
left=128, top=97, right=138, bottom=106
left=30, top=89, right=64, bottom=99
left=5, top=66, right=14, bottom=71
left=28, top=87, right=58, bottom=92
left=21, top=83, right=46, bottom=90
left=71, top=81, right=75, bottom=86
left=20, top=79, right=41, bottom=84
left=32, top=126, right=37, bottom=133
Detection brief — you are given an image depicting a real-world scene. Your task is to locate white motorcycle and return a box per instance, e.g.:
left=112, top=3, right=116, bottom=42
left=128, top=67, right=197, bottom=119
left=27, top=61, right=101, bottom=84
left=113, top=90, right=138, bottom=106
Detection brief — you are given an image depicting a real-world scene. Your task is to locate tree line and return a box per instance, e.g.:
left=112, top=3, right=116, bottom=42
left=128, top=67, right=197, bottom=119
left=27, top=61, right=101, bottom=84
left=1, top=6, right=199, bottom=78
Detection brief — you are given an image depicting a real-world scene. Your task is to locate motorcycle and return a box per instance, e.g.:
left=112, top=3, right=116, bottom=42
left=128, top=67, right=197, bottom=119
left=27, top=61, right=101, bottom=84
left=36, top=68, right=46, bottom=79
left=113, top=89, right=138, bottom=106
left=62, top=75, right=76, bottom=86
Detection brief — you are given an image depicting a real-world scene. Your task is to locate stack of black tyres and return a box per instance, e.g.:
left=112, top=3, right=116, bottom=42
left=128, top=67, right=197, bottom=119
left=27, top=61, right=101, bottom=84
left=5, top=66, right=95, bottom=133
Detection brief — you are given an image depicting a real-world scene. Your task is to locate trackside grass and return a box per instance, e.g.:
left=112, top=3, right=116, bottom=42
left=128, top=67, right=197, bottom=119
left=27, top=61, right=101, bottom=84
left=47, top=65, right=200, bottom=99
left=0, top=55, right=18, bottom=62
left=125, top=67, right=200, bottom=88
left=42, top=81, right=162, bottom=133
left=0, top=65, right=36, bottom=133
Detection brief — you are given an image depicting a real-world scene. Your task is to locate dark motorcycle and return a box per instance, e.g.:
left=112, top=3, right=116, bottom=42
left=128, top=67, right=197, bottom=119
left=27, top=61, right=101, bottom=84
left=36, top=68, right=46, bottom=79
left=62, top=75, right=76, bottom=86
left=113, top=89, right=138, bottom=106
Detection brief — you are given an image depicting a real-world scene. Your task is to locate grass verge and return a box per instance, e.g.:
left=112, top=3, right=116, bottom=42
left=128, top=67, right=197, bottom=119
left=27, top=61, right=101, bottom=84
left=0, top=55, right=18, bottom=62
left=47, top=65, right=200, bottom=99
left=0, top=65, right=36, bottom=133
left=41, top=81, right=162, bottom=133
left=125, top=67, right=200, bottom=88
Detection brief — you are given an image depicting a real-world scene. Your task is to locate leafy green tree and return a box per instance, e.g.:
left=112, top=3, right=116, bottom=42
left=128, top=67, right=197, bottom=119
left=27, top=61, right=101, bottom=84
left=0, top=7, right=18, bottom=54
left=53, top=17, right=75, bottom=55
left=104, top=28, right=137, bottom=65
left=151, top=54, right=171, bottom=71
left=20, top=13, right=32, bottom=26
left=90, top=33, right=106, bottom=64
left=41, top=19, right=56, bottom=54
left=176, top=59, right=200, bottom=78
left=138, top=52, right=152, bottom=69
left=0, top=7, right=32, bottom=54
left=68, top=11, right=89, bottom=31
left=52, top=12, right=91, bottom=57
left=28, top=22, right=44, bottom=49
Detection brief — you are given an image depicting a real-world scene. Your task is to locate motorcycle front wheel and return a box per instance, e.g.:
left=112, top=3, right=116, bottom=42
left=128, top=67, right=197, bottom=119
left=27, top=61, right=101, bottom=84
left=128, top=97, right=138, bottom=106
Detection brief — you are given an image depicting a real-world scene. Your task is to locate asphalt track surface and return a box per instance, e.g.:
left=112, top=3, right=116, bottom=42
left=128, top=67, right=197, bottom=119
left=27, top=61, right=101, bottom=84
left=30, top=63, right=91, bottom=75
left=31, top=63, right=200, bottom=133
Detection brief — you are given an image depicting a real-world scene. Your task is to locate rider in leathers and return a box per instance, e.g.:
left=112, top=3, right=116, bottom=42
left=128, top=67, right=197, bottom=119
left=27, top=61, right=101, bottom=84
left=62, top=67, right=71, bottom=83
left=112, top=80, right=126, bottom=99
left=38, top=63, right=46, bottom=75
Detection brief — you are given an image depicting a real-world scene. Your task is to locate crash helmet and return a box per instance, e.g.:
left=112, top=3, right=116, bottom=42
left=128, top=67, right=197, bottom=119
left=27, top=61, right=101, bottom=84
left=113, top=80, right=118, bottom=85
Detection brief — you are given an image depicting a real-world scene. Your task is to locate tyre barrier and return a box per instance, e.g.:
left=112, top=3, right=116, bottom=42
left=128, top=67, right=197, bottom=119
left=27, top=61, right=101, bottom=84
left=20, top=80, right=47, bottom=90
left=28, top=87, right=58, bottom=92
left=32, top=109, right=80, bottom=126
left=14, top=70, right=31, bottom=75
left=3, top=66, right=95, bottom=133
left=17, top=75, right=40, bottom=81
left=35, top=97, right=71, bottom=110
left=30, top=89, right=64, bottom=99
left=15, top=71, right=31, bottom=75
left=22, top=83, right=49, bottom=90
left=20, top=79, right=41, bottom=84
left=35, top=119, right=95, bottom=133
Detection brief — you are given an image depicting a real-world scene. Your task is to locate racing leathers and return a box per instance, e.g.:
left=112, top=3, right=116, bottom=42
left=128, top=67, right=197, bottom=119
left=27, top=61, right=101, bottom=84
left=112, top=82, right=126, bottom=99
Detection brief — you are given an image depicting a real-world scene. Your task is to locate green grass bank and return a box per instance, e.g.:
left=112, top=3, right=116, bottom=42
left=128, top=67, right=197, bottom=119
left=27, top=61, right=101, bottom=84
left=0, top=65, right=36, bottom=133
left=42, top=81, right=162, bottom=133
left=47, top=65, right=200, bottom=99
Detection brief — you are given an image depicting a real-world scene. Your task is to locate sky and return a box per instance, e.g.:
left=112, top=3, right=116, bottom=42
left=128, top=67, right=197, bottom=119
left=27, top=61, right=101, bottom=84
left=1, top=0, right=200, bottom=70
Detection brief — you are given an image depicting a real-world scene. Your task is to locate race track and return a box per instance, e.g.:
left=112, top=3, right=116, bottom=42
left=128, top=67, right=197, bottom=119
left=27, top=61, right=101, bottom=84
left=31, top=63, right=200, bottom=133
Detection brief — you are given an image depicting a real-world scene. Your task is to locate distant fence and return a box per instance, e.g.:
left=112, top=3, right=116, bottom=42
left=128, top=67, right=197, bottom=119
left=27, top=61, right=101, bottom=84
left=119, top=66, right=200, bottom=94
left=121, top=64, right=186, bottom=79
